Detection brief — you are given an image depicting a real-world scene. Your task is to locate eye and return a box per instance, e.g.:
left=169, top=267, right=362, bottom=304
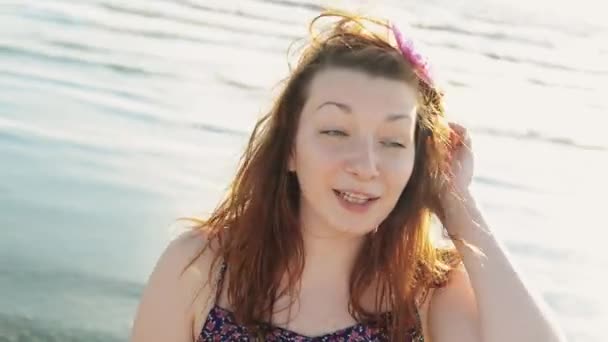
left=320, top=130, right=348, bottom=137
left=381, top=140, right=406, bottom=148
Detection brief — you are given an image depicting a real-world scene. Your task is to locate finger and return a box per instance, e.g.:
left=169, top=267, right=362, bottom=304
left=449, top=129, right=464, bottom=147
left=447, top=123, right=467, bottom=145
left=448, top=122, right=465, bottom=134
left=461, top=129, right=473, bottom=149
left=451, top=124, right=472, bottom=148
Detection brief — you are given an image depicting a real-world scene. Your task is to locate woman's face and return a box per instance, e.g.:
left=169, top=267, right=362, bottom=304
left=289, top=68, right=418, bottom=237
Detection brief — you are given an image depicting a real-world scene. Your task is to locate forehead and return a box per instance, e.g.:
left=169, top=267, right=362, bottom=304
left=304, top=68, right=418, bottom=115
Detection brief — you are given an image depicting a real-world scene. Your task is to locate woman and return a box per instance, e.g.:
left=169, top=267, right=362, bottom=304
left=131, top=9, right=566, bottom=342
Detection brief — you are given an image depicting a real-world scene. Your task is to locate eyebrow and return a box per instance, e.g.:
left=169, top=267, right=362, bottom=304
left=315, top=101, right=412, bottom=122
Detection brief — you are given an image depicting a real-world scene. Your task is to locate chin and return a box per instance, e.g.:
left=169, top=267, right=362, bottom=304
left=328, top=218, right=381, bottom=237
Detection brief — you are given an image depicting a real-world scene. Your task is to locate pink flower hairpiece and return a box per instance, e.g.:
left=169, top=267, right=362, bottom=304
left=389, top=22, right=434, bottom=87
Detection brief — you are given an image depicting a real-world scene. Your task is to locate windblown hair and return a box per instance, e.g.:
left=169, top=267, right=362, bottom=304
left=187, top=8, right=461, bottom=341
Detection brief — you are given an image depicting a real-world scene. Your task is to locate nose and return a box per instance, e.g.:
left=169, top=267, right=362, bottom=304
left=344, top=137, right=380, bottom=180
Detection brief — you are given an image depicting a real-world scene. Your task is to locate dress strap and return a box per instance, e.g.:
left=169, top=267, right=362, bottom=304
left=214, top=261, right=228, bottom=304
left=411, top=306, right=425, bottom=341
left=412, top=308, right=424, bottom=342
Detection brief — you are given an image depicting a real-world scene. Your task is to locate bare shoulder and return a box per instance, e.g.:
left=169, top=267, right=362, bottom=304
left=130, top=229, right=219, bottom=342
left=424, top=265, right=480, bottom=342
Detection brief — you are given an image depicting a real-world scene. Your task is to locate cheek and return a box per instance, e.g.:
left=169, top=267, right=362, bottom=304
left=293, top=138, right=335, bottom=194
left=382, top=153, right=416, bottom=189
left=296, top=135, right=342, bottom=172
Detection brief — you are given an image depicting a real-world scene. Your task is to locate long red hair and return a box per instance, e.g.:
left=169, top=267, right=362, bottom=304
left=187, top=9, right=461, bottom=341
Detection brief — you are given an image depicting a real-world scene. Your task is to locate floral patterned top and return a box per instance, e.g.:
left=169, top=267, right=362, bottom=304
left=197, top=263, right=424, bottom=341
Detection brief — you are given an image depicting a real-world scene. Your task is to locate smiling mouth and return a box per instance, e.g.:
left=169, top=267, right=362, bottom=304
left=332, top=189, right=380, bottom=204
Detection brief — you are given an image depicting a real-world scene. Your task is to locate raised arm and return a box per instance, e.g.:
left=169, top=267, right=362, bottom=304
left=429, top=191, right=566, bottom=342
left=130, top=229, right=214, bottom=342
left=428, top=123, right=566, bottom=342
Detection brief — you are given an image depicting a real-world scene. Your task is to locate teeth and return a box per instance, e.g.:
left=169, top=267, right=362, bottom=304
left=342, top=191, right=370, bottom=200
left=339, top=191, right=370, bottom=204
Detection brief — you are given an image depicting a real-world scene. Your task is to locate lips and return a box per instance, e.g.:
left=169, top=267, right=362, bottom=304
left=333, top=189, right=379, bottom=198
left=332, top=189, right=379, bottom=213
left=332, top=189, right=380, bottom=203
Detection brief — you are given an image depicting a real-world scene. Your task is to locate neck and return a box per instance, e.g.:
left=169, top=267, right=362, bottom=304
left=299, top=216, right=367, bottom=284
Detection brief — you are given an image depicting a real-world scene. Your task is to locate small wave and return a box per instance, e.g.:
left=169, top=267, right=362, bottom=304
left=187, top=122, right=247, bottom=137
left=170, top=0, right=296, bottom=26
left=472, top=127, right=606, bottom=151
left=86, top=21, right=286, bottom=55
left=0, top=313, right=123, bottom=342
left=413, top=23, right=605, bottom=75
left=482, top=51, right=607, bottom=75
left=250, top=0, right=323, bottom=12
left=526, top=78, right=593, bottom=91
left=0, top=263, right=145, bottom=300
left=216, top=74, right=266, bottom=91
left=414, top=23, right=554, bottom=49
left=47, top=39, right=101, bottom=53
left=0, top=262, right=141, bottom=340
left=446, top=79, right=469, bottom=88
left=0, top=67, right=166, bottom=108
left=0, top=117, right=130, bottom=160
left=506, top=241, right=577, bottom=261
left=544, top=291, right=603, bottom=318
left=462, top=12, right=592, bottom=39
left=474, top=176, right=544, bottom=194
left=17, top=3, right=88, bottom=27
left=0, top=44, right=171, bottom=78
left=16, top=2, right=288, bottom=56
left=98, top=2, right=300, bottom=42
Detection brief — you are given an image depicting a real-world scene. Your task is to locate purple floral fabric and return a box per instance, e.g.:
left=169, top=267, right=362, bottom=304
left=197, top=304, right=423, bottom=341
